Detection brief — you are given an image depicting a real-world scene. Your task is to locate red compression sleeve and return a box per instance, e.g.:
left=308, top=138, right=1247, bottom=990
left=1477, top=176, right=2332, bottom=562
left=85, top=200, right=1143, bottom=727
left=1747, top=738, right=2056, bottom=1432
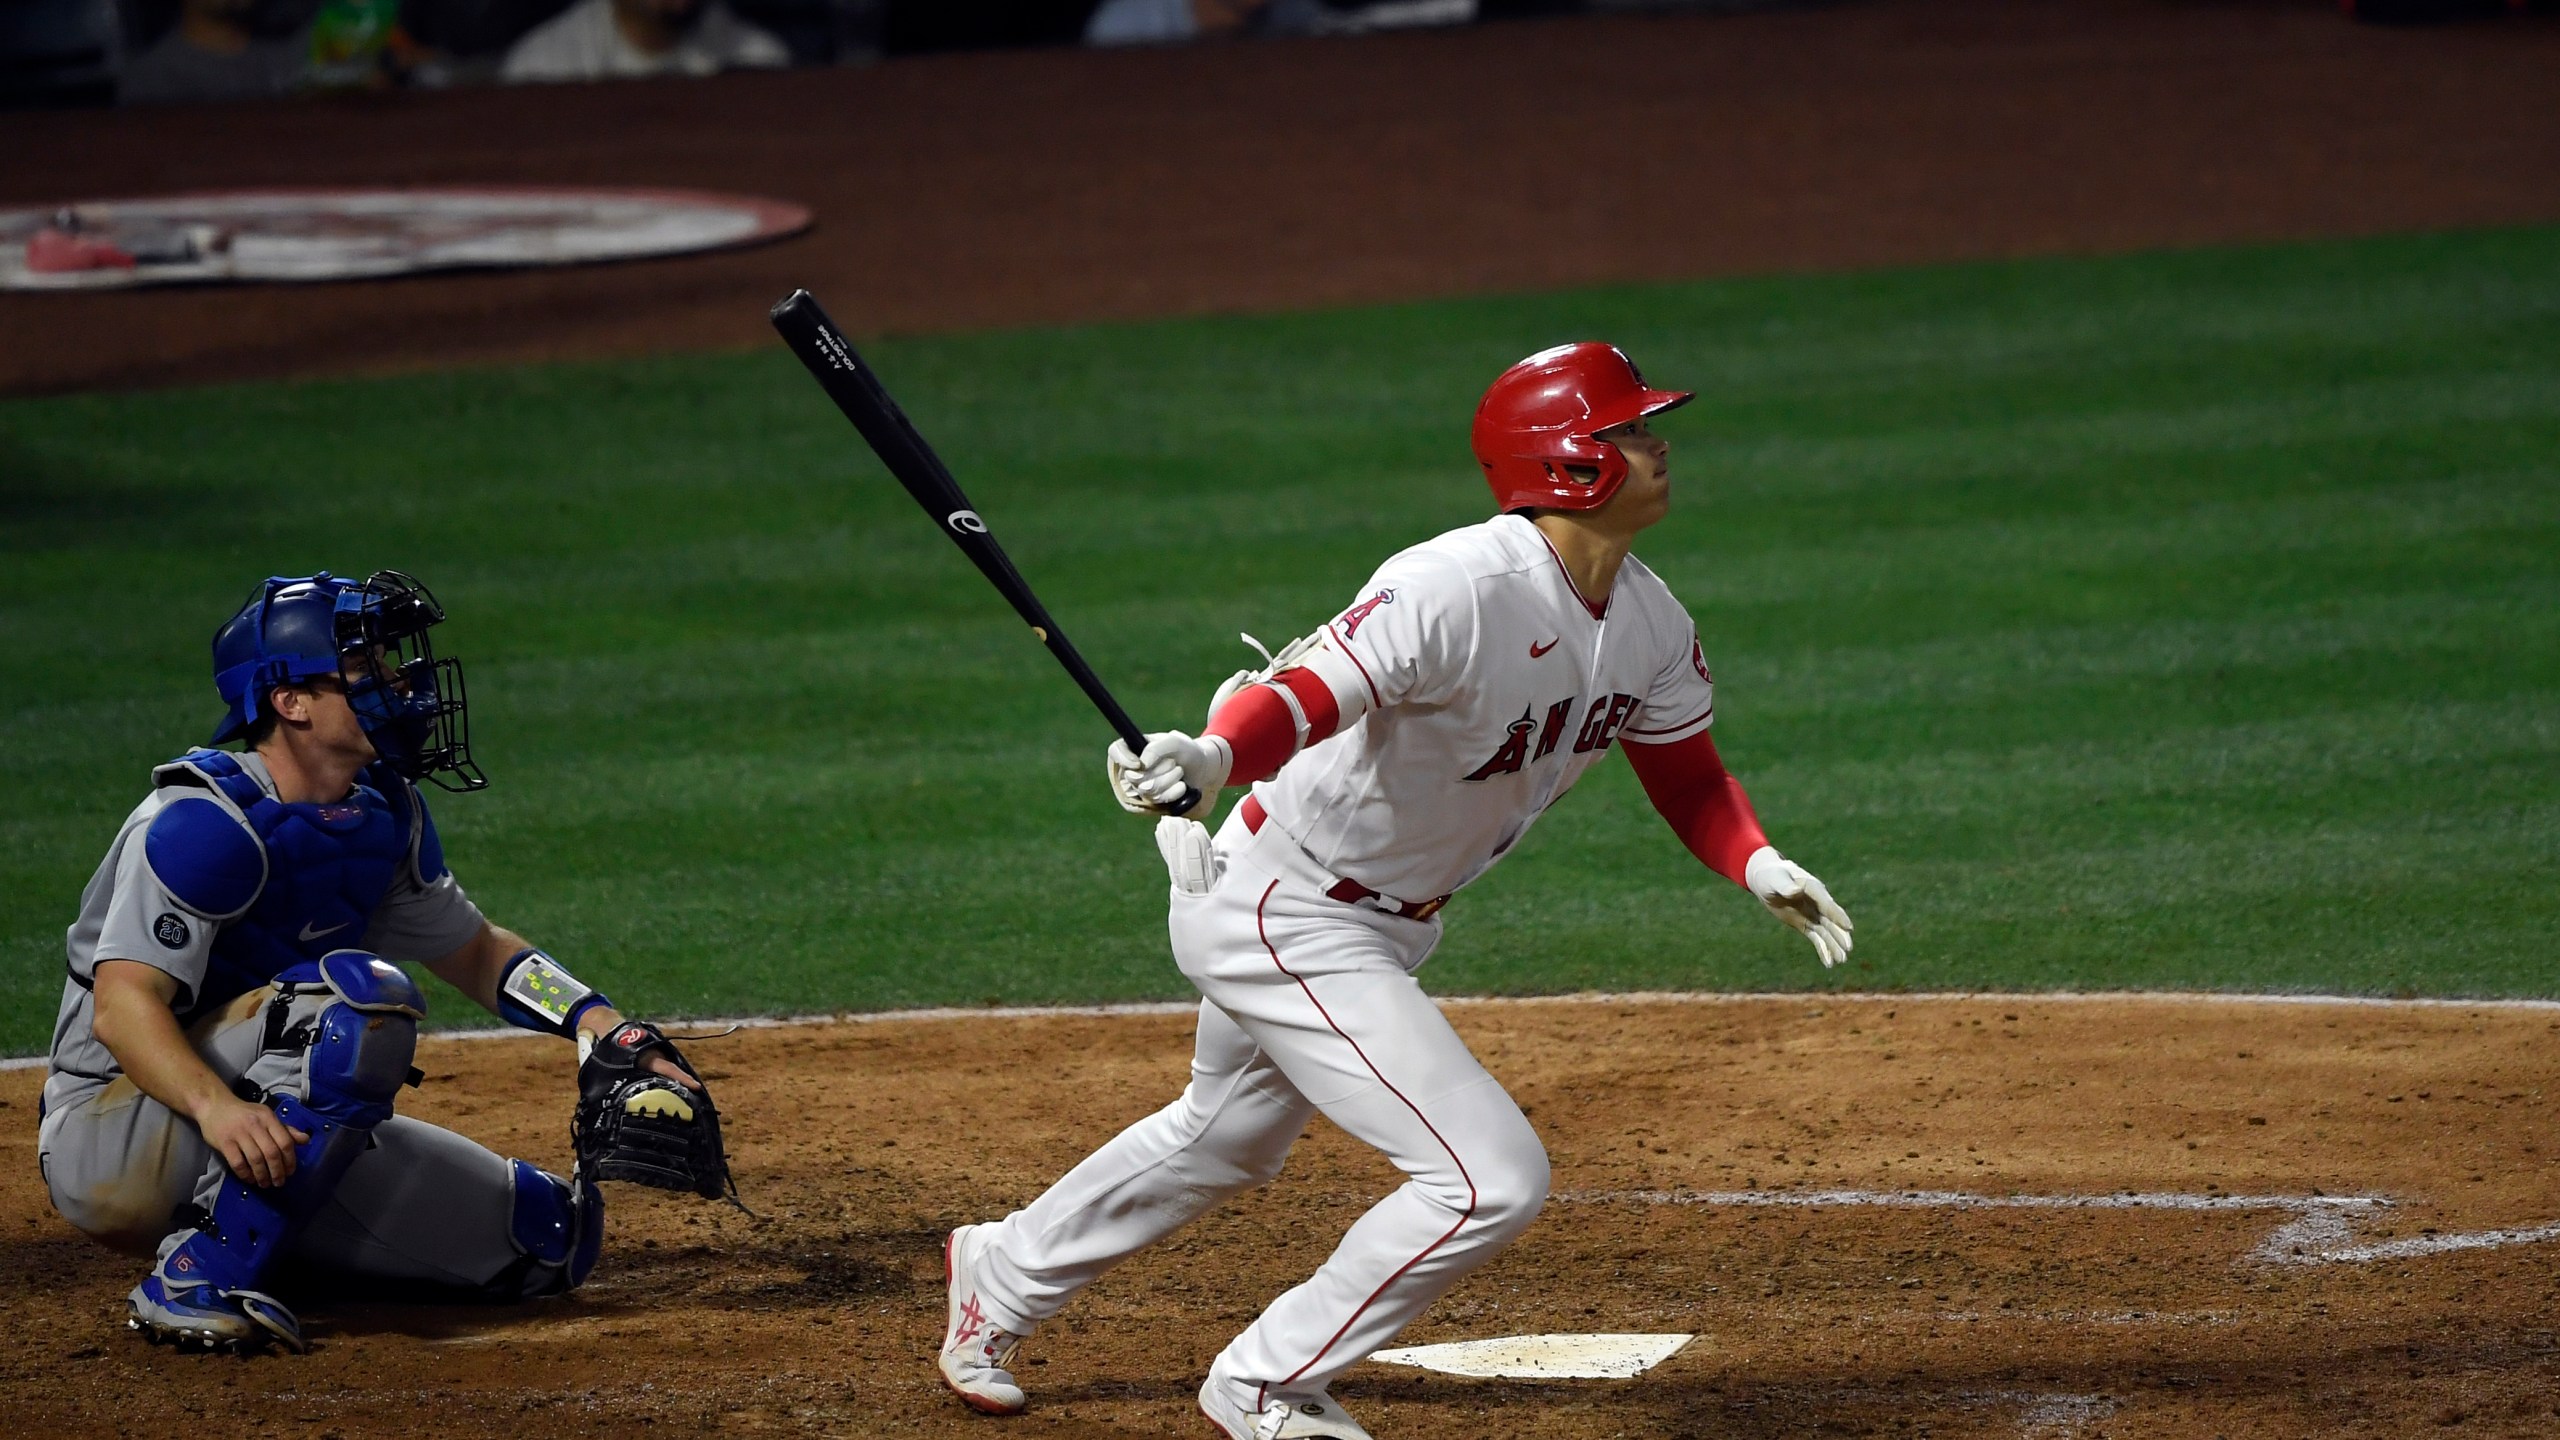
left=1624, top=730, right=1770, bottom=888
left=1205, top=668, right=1342, bottom=784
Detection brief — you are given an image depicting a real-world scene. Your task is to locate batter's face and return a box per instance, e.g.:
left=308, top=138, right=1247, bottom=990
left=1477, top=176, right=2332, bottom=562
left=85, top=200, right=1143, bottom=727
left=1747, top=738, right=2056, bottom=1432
left=1593, top=418, right=1671, bottom=532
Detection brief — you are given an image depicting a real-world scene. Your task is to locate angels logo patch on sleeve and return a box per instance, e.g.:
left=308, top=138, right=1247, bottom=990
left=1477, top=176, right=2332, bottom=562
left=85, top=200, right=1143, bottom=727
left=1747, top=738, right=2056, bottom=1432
left=1337, top=588, right=1396, bottom=638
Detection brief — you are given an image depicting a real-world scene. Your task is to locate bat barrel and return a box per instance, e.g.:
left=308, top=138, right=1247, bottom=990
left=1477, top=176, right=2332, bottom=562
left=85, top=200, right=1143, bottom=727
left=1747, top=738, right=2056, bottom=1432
left=773, top=289, right=1190, bottom=807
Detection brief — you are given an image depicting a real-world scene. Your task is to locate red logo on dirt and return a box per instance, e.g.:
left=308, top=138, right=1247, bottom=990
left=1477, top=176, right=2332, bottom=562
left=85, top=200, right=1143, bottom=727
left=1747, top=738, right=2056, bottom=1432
left=1337, top=589, right=1395, bottom=639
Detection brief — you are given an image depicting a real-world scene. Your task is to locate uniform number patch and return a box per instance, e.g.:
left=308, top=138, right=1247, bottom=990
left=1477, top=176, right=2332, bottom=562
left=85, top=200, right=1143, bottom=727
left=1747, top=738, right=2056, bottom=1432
left=152, top=912, right=191, bottom=950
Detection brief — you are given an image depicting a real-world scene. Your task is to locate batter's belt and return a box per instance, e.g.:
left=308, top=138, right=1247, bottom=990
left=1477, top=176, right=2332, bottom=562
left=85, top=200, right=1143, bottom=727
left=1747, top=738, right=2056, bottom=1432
left=1238, top=796, right=1451, bottom=922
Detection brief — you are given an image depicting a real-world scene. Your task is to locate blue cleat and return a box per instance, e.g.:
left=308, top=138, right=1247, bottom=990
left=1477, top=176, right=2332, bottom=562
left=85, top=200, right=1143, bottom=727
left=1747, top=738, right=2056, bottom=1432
left=126, top=1230, right=306, bottom=1353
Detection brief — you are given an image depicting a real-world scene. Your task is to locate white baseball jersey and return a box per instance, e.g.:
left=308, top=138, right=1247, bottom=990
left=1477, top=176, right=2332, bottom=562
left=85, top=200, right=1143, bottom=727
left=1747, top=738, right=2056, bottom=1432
left=1260, top=512, right=1718, bottom=902
left=965, top=514, right=1722, bottom=1418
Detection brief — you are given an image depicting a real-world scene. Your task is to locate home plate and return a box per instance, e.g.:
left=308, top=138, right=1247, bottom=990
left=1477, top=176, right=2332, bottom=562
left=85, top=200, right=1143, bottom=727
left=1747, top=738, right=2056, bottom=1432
left=1367, top=1333, right=1693, bottom=1379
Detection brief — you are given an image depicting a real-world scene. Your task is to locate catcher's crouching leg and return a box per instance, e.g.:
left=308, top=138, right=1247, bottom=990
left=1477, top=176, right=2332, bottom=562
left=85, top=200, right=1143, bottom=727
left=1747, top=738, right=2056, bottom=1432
left=130, top=952, right=424, bottom=1352
left=285, top=1115, right=609, bottom=1305
left=490, top=1159, right=605, bottom=1300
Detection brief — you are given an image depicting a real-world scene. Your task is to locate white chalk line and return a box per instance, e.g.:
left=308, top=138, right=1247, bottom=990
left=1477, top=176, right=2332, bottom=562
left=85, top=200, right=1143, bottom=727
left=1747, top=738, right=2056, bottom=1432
left=1935, top=1309, right=2240, bottom=1326
left=2018, top=1391, right=2118, bottom=1438
left=1559, top=1186, right=2389, bottom=1214
left=1559, top=1185, right=2560, bottom=1266
left=12, top=985, right=2555, bottom=1071
left=2304, top=1221, right=2560, bottom=1263
left=1735, top=1386, right=2119, bottom=1436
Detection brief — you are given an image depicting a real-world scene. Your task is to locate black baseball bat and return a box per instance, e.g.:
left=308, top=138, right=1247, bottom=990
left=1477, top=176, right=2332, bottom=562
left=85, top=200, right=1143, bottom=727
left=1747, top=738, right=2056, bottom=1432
left=769, top=289, right=1197, bottom=812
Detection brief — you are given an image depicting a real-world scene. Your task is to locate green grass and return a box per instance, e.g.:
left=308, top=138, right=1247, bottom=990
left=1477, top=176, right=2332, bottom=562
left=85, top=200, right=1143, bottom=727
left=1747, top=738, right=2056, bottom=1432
left=5, top=226, right=2558, bottom=1054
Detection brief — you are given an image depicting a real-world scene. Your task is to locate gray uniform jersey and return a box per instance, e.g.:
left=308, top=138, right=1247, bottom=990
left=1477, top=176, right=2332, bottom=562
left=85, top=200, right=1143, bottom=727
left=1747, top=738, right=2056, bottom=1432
left=37, top=754, right=566, bottom=1297
left=46, top=751, right=486, bottom=1112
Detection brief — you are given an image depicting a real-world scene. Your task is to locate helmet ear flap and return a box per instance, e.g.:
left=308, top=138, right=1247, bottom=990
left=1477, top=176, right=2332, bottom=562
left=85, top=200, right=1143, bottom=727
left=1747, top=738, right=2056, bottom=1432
left=1476, top=343, right=1673, bottom=513
left=1537, top=432, right=1629, bottom=507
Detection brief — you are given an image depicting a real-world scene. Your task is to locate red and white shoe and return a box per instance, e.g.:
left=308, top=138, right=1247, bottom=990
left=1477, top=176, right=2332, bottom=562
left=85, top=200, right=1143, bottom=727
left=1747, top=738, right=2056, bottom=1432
left=939, top=1224, right=1029, bottom=1415
left=1199, top=1355, right=1375, bottom=1439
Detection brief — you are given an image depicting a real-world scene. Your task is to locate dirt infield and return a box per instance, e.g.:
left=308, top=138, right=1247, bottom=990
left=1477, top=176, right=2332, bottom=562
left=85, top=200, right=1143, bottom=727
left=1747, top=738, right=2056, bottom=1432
left=3, top=0, right=2558, bottom=395
left=6, top=994, right=2557, bottom=1437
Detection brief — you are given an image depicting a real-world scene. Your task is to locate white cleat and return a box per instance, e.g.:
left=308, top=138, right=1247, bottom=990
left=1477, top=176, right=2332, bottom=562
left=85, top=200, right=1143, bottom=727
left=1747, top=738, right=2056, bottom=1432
left=939, top=1224, right=1029, bottom=1416
left=1199, top=1356, right=1376, bottom=1439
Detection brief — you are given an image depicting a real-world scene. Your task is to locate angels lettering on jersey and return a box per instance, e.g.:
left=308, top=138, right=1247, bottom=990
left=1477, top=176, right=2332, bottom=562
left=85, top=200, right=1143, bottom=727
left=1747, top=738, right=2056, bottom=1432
left=1461, top=692, right=1642, bottom=781
left=1252, top=514, right=1718, bottom=903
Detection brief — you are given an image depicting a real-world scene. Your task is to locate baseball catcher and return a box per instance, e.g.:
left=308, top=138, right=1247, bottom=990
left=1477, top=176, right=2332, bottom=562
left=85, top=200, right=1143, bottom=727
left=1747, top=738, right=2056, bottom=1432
left=935, top=344, right=1855, bottom=1438
left=36, top=570, right=730, bottom=1352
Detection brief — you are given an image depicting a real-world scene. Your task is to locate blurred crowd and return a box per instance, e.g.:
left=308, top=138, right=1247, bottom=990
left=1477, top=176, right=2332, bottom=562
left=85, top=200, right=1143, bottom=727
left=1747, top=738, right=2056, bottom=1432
left=117, top=0, right=845, bottom=98
left=4, top=0, right=1667, bottom=107
left=3, top=0, right=2547, bottom=108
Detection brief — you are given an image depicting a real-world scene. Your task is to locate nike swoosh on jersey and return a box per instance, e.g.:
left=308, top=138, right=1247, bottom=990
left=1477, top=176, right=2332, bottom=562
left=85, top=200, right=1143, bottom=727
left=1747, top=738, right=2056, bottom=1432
left=1529, top=638, right=1560, bottom=658
left=298, top=919, right=349, bottom=942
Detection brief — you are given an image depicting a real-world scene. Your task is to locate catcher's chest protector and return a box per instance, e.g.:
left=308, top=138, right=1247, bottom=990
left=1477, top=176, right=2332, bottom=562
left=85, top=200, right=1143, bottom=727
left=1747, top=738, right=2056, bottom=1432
left=145, top=749, right=428, bottom=1017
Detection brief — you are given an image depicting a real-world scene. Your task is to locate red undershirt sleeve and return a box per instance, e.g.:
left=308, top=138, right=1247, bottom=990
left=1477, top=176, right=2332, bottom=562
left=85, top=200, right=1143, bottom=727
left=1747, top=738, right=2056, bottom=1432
left=1205, top=667, right=1345, bottom=785
left=1623, top=729, right=1770, bottom=888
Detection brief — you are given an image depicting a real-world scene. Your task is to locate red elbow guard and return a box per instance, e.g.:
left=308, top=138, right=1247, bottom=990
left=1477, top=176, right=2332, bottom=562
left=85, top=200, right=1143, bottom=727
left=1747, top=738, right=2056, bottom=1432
left=1206, top=668, right=1342, bottom=785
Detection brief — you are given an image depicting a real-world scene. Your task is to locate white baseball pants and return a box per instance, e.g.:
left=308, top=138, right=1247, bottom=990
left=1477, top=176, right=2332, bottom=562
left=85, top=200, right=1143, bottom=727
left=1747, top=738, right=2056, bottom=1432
left=970, top=805, right=1549, bottom=1405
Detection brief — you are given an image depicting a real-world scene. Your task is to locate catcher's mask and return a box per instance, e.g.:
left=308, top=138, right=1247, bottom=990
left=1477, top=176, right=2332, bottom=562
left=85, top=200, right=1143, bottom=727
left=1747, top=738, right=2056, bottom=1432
left=208, top=569, right=488, bottom=792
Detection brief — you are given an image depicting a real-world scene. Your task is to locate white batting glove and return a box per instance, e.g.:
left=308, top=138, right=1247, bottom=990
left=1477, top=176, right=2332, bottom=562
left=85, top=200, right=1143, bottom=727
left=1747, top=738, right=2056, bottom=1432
left=1743, top=845, right=1855, bottom=969
left=1106, top=730, right=1231, bottom=818
left=1207, top=668, right=1257, bottom=728
left=1155, top=816, right=1224, bottom=896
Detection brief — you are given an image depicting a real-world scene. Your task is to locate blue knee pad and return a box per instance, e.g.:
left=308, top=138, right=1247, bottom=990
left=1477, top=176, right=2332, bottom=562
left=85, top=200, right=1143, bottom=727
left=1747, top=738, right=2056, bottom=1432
left=170, top=952, right=424, bottom=1295
left=489, top=1159, right=604, bottom=1301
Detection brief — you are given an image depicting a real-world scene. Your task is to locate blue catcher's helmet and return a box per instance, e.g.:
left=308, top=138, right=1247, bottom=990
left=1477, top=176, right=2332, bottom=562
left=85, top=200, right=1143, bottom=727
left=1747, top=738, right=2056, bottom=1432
left=209, top=571, right=487, bottom=792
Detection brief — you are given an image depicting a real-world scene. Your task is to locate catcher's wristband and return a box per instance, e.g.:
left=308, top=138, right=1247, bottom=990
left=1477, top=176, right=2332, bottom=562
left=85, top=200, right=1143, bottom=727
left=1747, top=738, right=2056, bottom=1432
left=496, top=947, right=611, bottom=1039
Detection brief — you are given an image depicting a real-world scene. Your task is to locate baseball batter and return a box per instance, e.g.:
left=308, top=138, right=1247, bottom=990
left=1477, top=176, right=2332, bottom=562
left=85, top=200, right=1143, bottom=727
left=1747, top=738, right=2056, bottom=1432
left=935, top=344, right=1855, bottom=1438
left=37, top=569, right=722, bottom=1352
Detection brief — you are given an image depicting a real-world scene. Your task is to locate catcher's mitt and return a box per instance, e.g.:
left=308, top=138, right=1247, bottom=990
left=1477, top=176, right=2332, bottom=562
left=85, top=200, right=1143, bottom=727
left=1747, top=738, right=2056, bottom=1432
left=573, top=1020, right=743, bottom=1208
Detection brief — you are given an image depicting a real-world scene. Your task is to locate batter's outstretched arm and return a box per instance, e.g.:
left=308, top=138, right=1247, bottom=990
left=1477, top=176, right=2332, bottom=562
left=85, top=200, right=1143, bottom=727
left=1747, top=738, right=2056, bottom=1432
left=1623, top=731, right=1768, bottom=885
left=1625, top=732, right=1854, bottom=968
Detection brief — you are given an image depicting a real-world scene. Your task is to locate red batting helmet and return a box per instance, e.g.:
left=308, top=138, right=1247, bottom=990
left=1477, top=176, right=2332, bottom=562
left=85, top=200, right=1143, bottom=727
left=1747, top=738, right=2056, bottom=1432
left=1471, top=342, right=1693, bottom=512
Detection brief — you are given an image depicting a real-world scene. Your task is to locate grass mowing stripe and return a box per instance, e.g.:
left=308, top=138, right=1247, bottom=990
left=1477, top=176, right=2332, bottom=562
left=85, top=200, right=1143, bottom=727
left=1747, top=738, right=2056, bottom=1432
left=2, top=226, right=2556, bottom=1053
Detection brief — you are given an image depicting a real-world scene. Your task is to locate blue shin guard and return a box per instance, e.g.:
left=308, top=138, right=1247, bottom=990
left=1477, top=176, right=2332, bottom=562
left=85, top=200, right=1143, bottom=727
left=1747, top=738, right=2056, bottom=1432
left=490, top=1159, right=606, bottom=1301
left=129, top=952, right=423, bottom=1352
